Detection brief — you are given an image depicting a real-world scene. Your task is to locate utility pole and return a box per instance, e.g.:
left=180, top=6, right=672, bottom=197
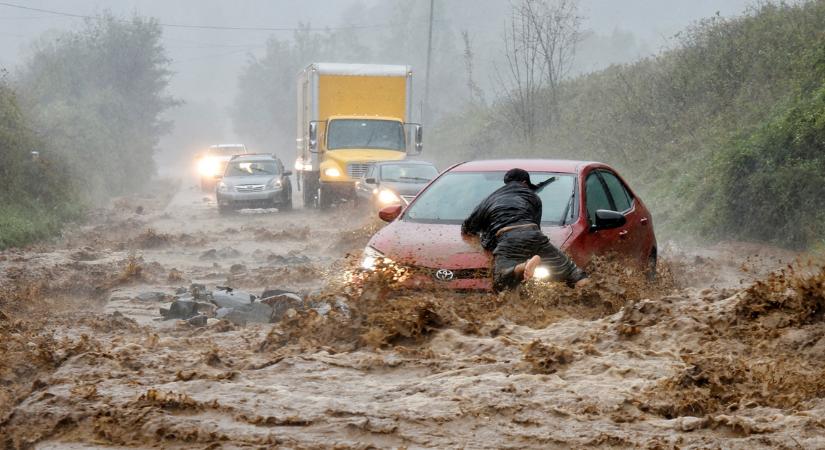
left=423, top=0, right=435, bottom=125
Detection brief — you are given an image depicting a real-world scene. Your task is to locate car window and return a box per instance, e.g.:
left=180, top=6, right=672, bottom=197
left=224, top=161, right=279, bottom=177
left=599, top=171, right=632, bottom=212
left=404, top=171, right=575, bottom=224
left=585, top=172, right=612, bottom=224
left=380, top=164, right=438, bottom=183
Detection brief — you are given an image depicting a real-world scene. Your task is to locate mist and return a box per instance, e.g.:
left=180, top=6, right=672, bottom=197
left=1, top=0, right=754, bottom=168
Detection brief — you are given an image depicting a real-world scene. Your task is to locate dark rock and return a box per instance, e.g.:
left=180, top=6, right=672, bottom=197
left=135, top=291, right=166, bottom=302
left=229, top=263, right=246, bottom=273
left=267, top=253, right=311, bottom=266
left=187, top=314, right=208, bottom=327
left=212, top=289, right=254, bottom=309
left=160, top=299, right=215, bottom=320
left=175, top=287, right=188, bottom=295
left=216, top=308, right=248, bottom=326
left=262, top=293, right=305, bottom=322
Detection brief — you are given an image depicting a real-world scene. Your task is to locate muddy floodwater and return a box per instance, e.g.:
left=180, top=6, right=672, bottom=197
left=2, top=181, right=824, bottom=449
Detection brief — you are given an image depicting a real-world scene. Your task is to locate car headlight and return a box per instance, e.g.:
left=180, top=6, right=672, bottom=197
left=361, top=246, right=391, bottom=270
left=268, top=178, right=282, bottom=189
left=377, top=189, right=401, bottom=205
left=533, top=266, right=551, bottom=280
left=217, top=181, right=229, bottom=193
left=198, top=157, right=221, bottom=177
left=324, top=167, right=341, bottom=178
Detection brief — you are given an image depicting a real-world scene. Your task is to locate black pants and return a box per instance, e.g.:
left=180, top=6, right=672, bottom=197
left=492, top=228, right=586, bottom=292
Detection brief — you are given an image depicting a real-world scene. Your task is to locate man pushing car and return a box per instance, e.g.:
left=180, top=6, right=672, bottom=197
left=461, top=168, right=588, bottom=292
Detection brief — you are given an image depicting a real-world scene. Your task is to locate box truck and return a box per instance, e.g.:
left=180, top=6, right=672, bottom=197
left=295, top=63, right=423, bottom=209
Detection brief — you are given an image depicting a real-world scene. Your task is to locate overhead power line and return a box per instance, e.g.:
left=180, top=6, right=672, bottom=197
left=0, top=1, right=390, bottom=32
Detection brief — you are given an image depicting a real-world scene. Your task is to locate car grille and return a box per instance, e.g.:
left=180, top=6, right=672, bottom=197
left=235, top=184, right=266, bottom=192
left=347, top=162, right=370, bottom=179
left=400, top=195, right=415, bottom=205
left=423, top=267, right=491, bottom=281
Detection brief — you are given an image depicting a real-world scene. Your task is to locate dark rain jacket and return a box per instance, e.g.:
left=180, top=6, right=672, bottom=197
left=461, top=181, right=542, bottom=251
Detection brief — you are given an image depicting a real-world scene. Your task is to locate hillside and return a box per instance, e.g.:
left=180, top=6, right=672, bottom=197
left=431, top=1, right=825, bottom=248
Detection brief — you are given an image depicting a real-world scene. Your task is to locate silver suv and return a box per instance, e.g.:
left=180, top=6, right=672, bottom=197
left=216, top=154, right=293, bottom=214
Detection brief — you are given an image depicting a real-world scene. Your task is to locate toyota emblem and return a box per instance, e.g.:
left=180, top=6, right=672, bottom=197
left=435, top=269, right=455, bottom=282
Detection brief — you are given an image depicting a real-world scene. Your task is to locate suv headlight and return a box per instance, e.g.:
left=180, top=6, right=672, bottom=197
left=361, top=246, right=391, bottom=270
left=268, top=178, right=282, bottom=189
left=217, top=181, right=229, bottom=193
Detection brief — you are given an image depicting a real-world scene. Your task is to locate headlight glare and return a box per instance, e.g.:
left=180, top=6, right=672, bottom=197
left=534, top=266, right=551, bottom=280
left=377, top=189, right=401, bottom=205
left=324, top=167, right=341, bottom=177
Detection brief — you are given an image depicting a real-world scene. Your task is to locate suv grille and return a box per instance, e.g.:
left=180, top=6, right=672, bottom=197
left=347, top=163, right=370, bottom=179
left=235, top=184, right=266, bottom=192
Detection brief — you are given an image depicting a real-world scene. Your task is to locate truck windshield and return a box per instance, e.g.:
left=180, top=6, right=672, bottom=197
left=404, top=172, right=576, bottom=225
left=327, top=119, right=405, bottom=151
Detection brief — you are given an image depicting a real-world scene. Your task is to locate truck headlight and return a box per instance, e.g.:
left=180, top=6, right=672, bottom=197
left=217, top=181, right=229, bottom=193
left=361, top=246, right=391, bottom=270
left=377, top=189, right=400, bottom=205
left=533, top=266, right=551, bottom=280
left=324, top=167, right=341, bottom=178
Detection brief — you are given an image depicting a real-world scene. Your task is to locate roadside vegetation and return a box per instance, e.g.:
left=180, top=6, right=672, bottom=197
left=0, top=15, right=175, bottom=249
left=431, top=0, right=825, bottom=249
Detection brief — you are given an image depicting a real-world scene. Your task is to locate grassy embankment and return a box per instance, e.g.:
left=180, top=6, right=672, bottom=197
left=432, top=1, right=825, bottom=249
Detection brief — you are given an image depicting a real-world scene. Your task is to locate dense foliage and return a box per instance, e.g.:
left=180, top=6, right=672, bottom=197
left=0, top=14, right=175, bottom=248
left=431, top=1, right=825, bottom=248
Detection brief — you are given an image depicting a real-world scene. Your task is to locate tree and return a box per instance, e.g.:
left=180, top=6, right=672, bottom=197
left=496, top=0, right=582, bottom=144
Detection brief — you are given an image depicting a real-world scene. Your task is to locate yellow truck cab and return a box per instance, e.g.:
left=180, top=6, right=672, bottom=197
left=295, top=63, right=423, bottom=209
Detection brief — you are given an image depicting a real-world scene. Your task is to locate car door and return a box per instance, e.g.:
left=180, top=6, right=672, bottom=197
left=598, top=170, right=648, bottom=264
left=575, top=170, right=626, bottom=263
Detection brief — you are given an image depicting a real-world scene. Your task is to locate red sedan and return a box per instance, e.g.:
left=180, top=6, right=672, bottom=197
left=362, top=159, right=657, bottom=290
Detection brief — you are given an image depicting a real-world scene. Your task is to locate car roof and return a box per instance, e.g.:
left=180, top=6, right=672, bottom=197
left=230, top=154, right=279, bottom=161
left=451, top=159, right=595, bottom=174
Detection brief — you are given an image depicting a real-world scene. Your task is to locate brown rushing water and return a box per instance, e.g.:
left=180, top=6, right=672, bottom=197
left=2, top=181, right=823, bottom=449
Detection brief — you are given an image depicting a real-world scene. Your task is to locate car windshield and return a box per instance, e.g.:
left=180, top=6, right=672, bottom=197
left=327, top=119, right=405, bottom=151
left=224, top=161, right=279, bottom=177
left=380, top=164, right=438, bottom=183
left=404, top=171, right=576, bottom=225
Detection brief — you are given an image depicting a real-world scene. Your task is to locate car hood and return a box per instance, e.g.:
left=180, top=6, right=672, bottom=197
left=222, top=175, right=275, bottom=186
left=379, top=181, right=429, bottom=196
left=368, top=220, right=574, bottom=270
left=325, top=149, right=407, bottom=164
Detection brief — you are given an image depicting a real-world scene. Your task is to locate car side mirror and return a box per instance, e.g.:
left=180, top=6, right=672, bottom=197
left=365, top=177, right=377, bottom=184
left=591, top=209, right=626, bottom=231
left=378, top=204, right=402, bottom=222
left=283, top=170, right=292, bottom=176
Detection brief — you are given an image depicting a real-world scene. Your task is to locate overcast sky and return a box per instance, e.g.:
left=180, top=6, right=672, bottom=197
left=0, top=0, right=758, bottom=150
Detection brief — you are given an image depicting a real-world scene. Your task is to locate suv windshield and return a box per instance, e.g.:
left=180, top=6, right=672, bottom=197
left=327, top=119, right=405, bottom=151
left=380, top=164, right=438, bottom=183
left=404, top=171, right=576, bottom=225
left=225, top=161, right=279, bottom=177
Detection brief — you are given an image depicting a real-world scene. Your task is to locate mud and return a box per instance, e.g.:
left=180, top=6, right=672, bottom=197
left=1, top=182, right=824, bottom=448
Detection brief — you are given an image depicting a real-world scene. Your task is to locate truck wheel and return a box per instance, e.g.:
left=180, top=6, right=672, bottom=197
left=302, top=176, right=318, bottom=209
left=318, top=185, right=332, bottom=210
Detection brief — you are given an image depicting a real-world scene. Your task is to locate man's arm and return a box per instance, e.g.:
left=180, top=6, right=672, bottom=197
left=462, top=199, right=488, bottom=236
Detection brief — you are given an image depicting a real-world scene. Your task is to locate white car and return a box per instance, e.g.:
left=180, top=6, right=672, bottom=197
left=197, top=144, right=249, bottom=191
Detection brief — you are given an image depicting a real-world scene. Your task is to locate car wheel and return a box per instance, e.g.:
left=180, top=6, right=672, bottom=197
left=318, top=185, right=332, bottom=210
left=218, top=203, right=233, bottom=216
left=645, top=250, right=657, bottom=281
left=279, top=193, right=293, bottom=212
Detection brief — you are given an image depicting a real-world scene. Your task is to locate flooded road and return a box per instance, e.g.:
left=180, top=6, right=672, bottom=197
left=2, top=181, right=824, bottom=449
